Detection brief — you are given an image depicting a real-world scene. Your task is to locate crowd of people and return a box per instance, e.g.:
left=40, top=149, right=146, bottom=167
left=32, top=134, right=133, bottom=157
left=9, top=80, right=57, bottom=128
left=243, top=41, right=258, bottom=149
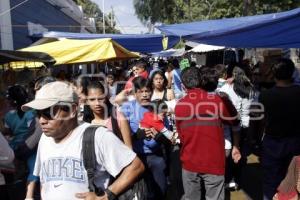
left=0, top=56, right=300, bottom=200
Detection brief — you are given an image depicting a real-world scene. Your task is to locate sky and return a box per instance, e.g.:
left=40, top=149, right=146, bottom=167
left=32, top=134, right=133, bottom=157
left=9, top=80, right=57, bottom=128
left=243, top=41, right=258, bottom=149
left=92, top=0, right=149, bottom=34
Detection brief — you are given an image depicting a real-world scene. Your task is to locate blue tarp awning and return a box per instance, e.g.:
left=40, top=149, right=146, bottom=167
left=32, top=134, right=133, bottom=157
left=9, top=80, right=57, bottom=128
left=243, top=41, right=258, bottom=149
left=31, top=32, right=180, bottom=53
left=157, top=8, right=300, bottom=48
left=151, top=48, right=185, bottom=57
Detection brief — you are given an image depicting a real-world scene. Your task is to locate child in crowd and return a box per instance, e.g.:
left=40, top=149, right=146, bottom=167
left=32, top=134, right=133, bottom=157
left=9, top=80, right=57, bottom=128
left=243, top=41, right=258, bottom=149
left=106, top=73, right=117, bottom=98
left=114, top=61, right=149, bottom=105
left=125, top=61, right=149, bottom=90
left=140, top=99, right=176, bottom=142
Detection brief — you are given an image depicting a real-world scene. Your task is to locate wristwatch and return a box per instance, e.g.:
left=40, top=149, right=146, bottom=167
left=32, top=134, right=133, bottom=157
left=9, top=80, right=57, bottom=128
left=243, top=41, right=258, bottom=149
left=105, top=188, right=117, bottom=200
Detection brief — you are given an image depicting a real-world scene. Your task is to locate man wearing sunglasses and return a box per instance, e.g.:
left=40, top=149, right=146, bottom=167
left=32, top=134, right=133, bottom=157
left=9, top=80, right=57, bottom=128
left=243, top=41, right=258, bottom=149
left=22, top=81, right=144, bottom=200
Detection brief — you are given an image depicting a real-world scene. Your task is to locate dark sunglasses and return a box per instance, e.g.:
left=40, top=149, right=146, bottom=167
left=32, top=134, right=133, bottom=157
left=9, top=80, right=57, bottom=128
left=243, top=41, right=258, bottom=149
left=36, top=105, right=71, bottom=119
left=36, top=108, right=52, bottom=119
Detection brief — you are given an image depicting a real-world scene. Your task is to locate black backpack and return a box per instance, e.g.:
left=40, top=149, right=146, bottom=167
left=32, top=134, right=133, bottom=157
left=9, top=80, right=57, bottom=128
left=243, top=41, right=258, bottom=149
left=82, top=126, right=147, bottom=200
left=82, top=126, right=105, bottom=196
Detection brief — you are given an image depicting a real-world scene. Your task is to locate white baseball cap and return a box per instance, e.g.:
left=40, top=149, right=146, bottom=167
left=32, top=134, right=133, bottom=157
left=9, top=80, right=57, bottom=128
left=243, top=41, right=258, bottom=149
left=22, top=81, right=78, bottom=111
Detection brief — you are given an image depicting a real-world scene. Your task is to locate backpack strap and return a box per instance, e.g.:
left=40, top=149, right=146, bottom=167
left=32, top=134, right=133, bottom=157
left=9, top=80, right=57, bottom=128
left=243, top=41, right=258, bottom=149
left=82, top=126, right=105, bottom=196
left=110, top=106, right=123, bottom=141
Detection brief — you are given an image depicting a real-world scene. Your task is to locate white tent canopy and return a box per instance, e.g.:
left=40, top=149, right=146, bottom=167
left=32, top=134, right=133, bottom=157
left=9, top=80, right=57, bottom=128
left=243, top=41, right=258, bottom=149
left=188, top=44, right=225, bottom=53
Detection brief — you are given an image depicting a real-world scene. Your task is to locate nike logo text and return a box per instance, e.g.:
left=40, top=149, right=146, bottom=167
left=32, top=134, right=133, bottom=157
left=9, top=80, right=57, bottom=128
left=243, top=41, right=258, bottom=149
left=54, top=183, right=63, bottom=188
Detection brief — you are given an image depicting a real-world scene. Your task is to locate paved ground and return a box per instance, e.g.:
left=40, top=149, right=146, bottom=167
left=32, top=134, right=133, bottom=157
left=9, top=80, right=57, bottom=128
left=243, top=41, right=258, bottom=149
left=166, top=148, right=263, bottom=200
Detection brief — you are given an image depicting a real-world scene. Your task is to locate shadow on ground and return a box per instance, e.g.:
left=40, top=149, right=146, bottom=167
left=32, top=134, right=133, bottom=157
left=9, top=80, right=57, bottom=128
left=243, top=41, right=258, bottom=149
left=228, top=155, right=262, bottom=200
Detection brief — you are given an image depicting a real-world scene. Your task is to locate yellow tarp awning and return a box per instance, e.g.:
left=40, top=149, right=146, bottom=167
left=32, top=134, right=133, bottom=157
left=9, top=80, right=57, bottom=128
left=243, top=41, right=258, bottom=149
left=10, top=38, right=139, bottom=69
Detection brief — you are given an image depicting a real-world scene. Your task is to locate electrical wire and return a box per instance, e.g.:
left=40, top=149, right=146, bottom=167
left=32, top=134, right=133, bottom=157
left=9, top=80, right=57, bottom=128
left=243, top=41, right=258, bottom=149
left=0, top=0, right=30, bottom=16
left=0, top=24, right=147, bottom=28
left=112, top=15, right=126, bottom=33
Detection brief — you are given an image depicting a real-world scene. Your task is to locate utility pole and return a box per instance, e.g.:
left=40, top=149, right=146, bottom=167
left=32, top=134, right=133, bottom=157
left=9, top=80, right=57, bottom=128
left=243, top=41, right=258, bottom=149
left=111, top=6, right=114, bottom=28
left=188, top=0, right=192, bottom=20
left=102, top=0, right=105, bottom=34
left=243, top=0, right=252, bottom=16
left=0, top=0, right=14, bottom=49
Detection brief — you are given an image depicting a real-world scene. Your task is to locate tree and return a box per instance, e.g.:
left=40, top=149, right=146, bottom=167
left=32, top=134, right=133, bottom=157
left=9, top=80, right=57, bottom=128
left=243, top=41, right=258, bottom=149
left=134, top=0, right=300, bottom=26
left=106, top=11, right=120, bottom=34
left=72, top=0, right=120, bottom=33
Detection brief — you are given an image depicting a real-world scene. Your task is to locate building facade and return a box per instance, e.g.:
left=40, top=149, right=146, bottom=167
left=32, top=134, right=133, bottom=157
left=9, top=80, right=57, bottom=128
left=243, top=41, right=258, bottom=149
left=0, top=0, right=95, bottom=50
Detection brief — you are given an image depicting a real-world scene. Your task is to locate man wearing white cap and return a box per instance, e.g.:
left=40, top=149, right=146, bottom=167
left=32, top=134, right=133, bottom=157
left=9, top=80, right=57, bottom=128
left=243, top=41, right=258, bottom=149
left=22, top=81, right=144, bottom=200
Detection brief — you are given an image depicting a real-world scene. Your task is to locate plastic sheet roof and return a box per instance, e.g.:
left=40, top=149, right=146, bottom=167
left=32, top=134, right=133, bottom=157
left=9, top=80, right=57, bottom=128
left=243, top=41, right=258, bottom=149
left=157, top=8, right=300, bottom=48
left=32, top=31, right=180, bottom=53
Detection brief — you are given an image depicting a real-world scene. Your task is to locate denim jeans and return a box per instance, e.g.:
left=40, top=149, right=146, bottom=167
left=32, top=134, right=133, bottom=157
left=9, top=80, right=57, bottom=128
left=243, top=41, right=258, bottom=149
left=261, top=135, right=300, bottom=200
left=140, top=153, right=167, bottom=200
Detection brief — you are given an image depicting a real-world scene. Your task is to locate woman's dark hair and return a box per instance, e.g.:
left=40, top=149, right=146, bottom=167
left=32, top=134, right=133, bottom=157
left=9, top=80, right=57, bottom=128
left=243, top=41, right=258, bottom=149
left=83, top=81, right=113, bottom=122
left=232, top=67, right=254, bottom=99
left=181, top=67, right=201, bottom=89
left=214, top=64, right=227, bottom=79
left=132, top=76, right=152, bottom=92
left=149, top=70, right=168, bottom=90
left=6, top=85, right=29, bottom=118
left=158, top=59, right=168, bottom=70
left=74, top=76, right=92, bottom=95
left=86, top=80, right=106, bottom=96
left=135, top=60, right=147, bottom=69
left=83, top=81, right=123, bottom=140
left=199, top=67, right=219, bottom=92
left=171, top=58, right=180, bottom=69
left=272, top=58, right=295, bottom=81
left=226, top=62, right=235, bottom=78
left=34, top=76, right=56, bottom=91
left=116, top=82, right=126, bottom=95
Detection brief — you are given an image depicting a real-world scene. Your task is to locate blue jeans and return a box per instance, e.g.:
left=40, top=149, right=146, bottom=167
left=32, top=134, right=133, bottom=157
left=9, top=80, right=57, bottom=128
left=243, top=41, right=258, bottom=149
left=261, top=134, right=300, bottom=200
left=140, top=153, right=167, bottom=200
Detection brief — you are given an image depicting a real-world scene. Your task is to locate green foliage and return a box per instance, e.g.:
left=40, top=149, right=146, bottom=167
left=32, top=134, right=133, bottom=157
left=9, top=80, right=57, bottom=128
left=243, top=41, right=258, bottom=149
left=72, top=0, right=120, bottom=33
left=133, top=0, right=177, bottom=24
left=134, top=0, right=300, bottom=25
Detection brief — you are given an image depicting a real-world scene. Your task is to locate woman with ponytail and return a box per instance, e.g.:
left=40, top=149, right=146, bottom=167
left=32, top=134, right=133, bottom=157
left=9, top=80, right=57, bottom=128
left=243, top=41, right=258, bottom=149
left=220, top=66, right=254, bottom=129
left=218, top=66, right=255, bottom=190
left=83, top=80, right=132, bottom=149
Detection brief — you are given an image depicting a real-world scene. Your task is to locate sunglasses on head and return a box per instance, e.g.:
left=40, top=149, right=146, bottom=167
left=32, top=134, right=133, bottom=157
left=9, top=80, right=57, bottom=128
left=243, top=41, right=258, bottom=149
left=36, top=105, right=71, bottom=119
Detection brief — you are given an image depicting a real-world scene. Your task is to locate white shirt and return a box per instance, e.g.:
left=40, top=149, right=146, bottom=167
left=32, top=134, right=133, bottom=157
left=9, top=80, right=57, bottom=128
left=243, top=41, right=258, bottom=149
left=215, top=84, right=242, bottom=150
left=209, top=91, right=233, bottom=150
left=108, top=84, right=117, bottom=97
left=34, top=123, right=136, bottom=200
left=219, top=83, right=252, bottom=128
